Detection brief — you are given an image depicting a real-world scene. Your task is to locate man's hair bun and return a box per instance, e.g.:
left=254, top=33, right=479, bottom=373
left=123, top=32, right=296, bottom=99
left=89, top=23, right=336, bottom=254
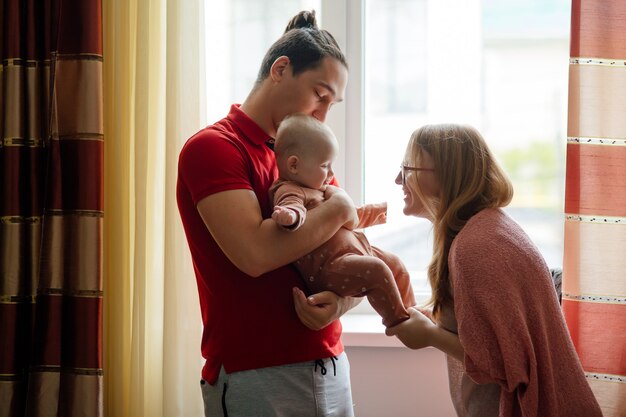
left=284, top=10, right=318, bottom=33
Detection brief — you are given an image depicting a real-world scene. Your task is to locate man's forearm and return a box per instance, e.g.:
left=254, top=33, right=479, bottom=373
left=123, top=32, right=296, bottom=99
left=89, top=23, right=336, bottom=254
left=247, top=196, right=354, bottom=275
left=198, top=188, right=356, bottom=277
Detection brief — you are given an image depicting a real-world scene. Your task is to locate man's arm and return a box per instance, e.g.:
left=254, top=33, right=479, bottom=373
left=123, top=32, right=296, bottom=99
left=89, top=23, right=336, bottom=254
left=197, top=186, right=358, bottom=277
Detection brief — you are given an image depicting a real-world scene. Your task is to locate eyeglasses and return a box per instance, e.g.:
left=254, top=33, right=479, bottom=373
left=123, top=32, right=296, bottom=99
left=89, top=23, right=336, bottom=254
left=400, top=164, right=435, bottom=185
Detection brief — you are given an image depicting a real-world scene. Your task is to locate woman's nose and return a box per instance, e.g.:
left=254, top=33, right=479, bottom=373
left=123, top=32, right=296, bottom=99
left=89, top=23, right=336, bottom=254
left=395, top=171, right=402, bottom=185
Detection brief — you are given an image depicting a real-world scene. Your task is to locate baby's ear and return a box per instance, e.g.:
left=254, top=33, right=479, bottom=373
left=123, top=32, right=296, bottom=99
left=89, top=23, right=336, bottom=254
left=287, top=155, right=299, bottom=173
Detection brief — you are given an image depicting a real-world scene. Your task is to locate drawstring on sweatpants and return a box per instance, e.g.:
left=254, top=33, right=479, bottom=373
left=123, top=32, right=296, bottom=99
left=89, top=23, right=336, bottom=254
left=314, top=356, right=338, bottom=376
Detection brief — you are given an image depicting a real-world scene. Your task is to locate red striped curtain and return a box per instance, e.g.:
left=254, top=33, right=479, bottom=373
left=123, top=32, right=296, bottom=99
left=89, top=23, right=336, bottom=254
left=0, top=1, right=103, bottom=416
left=564, top=1, right=626, bottom=416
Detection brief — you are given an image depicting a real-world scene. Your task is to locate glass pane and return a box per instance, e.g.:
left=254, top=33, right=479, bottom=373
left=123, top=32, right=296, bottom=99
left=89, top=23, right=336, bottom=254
left=363, top=0, right=570, bottom=298
left=481, top=0, right=570, bottom=270
left=363, top=0, right=431, bottom=295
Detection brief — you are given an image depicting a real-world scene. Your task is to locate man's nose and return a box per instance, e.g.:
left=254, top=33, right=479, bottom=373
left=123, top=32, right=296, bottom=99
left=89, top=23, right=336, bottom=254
left=312, top=103, right=331, bottom=122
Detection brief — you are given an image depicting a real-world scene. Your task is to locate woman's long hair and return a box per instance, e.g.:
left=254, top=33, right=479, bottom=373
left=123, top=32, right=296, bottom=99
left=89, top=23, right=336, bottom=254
left=405, top=124, right=513, bottom=317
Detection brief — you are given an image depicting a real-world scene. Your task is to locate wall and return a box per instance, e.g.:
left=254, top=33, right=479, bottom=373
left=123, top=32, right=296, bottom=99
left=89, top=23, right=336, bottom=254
left=342, top=316, right=456, bottom=417
left=347, top=346, right=456, bottom=417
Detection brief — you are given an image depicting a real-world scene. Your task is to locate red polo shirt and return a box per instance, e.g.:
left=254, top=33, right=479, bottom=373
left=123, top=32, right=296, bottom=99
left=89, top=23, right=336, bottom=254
left=176, top=104, right=343, bottom=384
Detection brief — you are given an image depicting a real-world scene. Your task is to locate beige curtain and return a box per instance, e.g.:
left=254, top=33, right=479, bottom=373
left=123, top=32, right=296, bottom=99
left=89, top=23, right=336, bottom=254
left=102, top=0, right=206, bottom=416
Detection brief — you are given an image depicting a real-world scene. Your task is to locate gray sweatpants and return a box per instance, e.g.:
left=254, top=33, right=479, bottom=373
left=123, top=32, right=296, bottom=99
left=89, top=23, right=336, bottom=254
left=200, top=352, right=354, bottom=417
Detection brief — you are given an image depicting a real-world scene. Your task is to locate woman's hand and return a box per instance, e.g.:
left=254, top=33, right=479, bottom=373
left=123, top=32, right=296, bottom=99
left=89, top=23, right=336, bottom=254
left=385, top=307, right=437, bottom=350
left=386, top=307, right=465, bottom=360
left=292, top=288, right=361, bottom=330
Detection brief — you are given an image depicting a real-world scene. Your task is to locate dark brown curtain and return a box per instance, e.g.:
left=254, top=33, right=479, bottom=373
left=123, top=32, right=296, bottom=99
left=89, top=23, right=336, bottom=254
left=0, top=0, right=103, bottom=416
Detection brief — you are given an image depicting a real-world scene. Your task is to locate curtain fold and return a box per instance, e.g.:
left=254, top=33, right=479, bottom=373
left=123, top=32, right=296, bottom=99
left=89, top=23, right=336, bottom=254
left=564, top=1, right=626, bottom=416
left=1, top=0, right=104, bottom=416
left=103, top=0, right=206, bottom=415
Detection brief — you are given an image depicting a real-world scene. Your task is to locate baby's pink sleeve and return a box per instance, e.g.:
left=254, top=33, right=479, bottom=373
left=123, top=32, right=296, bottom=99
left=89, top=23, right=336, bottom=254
left=272, top=183, right=307, bottom=231
left=355, top=202, right=387, bottom=229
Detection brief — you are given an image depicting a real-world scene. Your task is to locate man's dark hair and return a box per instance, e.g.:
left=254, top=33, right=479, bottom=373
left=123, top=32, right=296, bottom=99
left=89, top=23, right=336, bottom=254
left=256, top=10, right=347, bottom=83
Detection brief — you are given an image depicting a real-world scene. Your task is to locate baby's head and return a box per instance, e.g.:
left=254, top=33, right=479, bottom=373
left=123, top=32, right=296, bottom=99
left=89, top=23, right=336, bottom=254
left=274, top=114, right=338, bottom=190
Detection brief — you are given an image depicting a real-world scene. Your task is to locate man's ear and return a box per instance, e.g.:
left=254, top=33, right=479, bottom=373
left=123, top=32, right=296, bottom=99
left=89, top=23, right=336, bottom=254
left=287, top=155, right=299, bottom=174
left=270, top=56, right=290, bottom=82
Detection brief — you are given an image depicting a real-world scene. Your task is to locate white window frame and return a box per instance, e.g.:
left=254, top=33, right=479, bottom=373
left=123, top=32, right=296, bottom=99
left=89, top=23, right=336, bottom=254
left=321, top=1, right=431, bottom=320
left=320, top=0, right=365, bottom=205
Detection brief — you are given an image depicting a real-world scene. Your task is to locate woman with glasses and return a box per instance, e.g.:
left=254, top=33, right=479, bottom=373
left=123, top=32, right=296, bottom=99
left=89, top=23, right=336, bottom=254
left=387, top=124, right=602, bottom=417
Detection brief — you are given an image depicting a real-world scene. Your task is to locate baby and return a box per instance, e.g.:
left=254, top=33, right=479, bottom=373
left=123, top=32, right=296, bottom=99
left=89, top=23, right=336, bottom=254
left=269, top=114, right=415, bottom=327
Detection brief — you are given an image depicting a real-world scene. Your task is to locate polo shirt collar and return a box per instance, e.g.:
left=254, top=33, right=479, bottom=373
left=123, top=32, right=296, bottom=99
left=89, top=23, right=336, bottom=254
left=227, top=104, right=272, bottom=146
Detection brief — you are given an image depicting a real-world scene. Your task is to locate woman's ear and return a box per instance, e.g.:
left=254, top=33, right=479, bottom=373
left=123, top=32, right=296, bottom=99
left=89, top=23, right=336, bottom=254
left=270, top=56, right=290, bottom=82
left=287, top=155, right=299, bottom=174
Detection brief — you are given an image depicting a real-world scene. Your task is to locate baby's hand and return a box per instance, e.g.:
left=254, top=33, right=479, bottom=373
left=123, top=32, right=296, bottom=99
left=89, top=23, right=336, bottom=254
left=272, top=206, right=297, bottom=227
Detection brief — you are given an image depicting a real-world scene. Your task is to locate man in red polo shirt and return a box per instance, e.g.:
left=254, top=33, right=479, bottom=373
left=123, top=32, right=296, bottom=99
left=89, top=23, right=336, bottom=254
left=177, top=11, right=360, bottom=417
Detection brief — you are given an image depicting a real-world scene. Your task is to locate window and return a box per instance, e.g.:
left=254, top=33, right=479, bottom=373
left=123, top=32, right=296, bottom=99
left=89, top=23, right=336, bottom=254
left=361, top=0, right=570, bottom=305
left=204, top=0, right=570, bottom=311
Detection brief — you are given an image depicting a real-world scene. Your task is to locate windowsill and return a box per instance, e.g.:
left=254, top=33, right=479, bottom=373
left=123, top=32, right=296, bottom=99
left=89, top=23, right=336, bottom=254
left=340, top=314, right=405, bottom=348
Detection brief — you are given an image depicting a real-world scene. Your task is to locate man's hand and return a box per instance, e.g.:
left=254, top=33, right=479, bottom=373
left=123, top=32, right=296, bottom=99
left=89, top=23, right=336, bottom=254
left=292, top=288, right=360, bottom=330
left=323, top=186, right=358, bottom=230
